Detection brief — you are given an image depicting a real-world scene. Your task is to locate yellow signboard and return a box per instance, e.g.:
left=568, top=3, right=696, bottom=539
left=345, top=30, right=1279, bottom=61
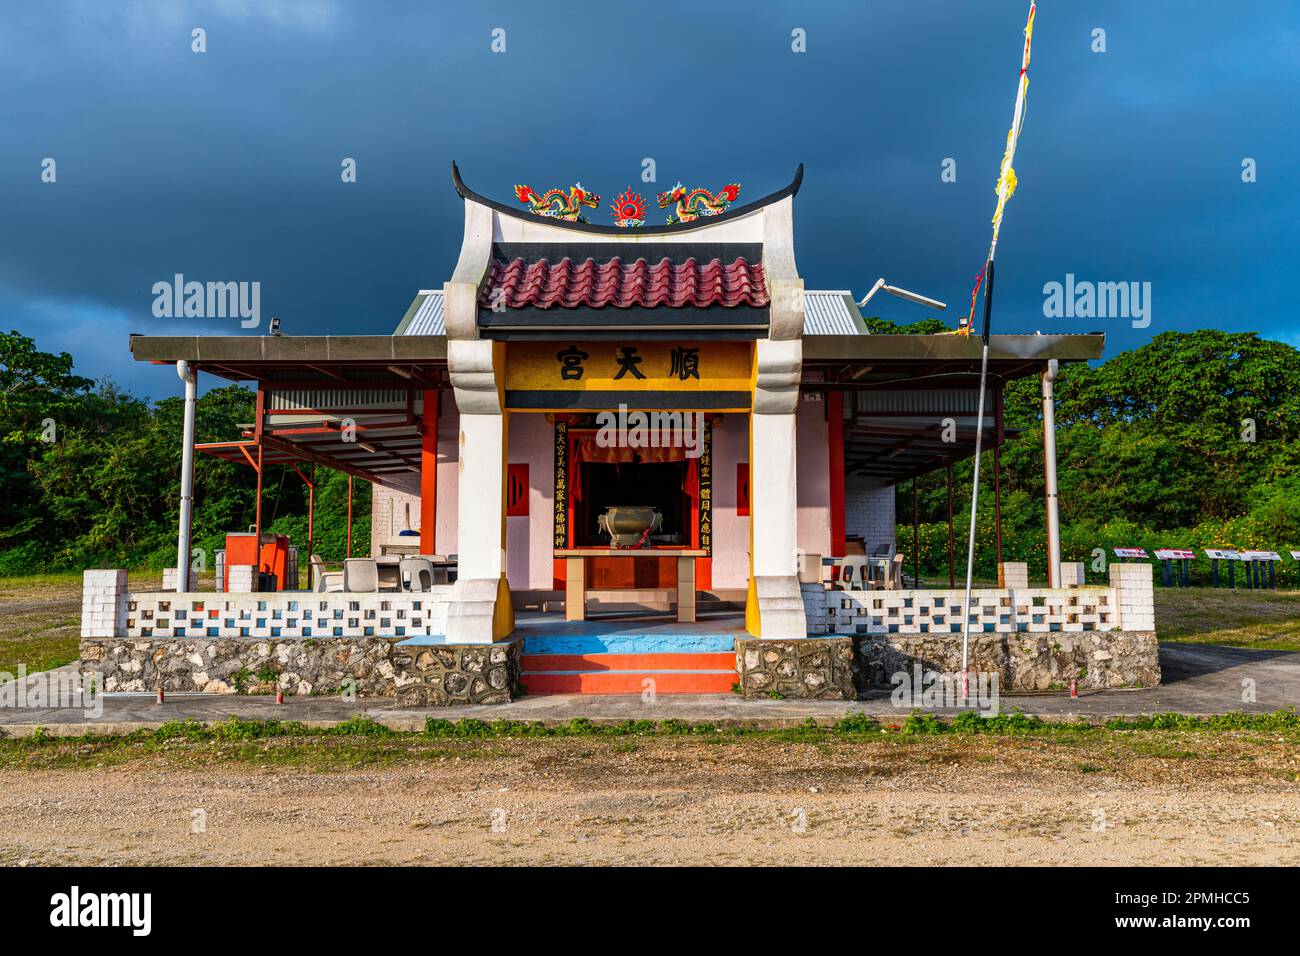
left=504, top=341, right=753, bottom=411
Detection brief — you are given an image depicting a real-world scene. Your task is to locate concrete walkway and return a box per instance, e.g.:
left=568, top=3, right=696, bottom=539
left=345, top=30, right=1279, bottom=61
left=1, top=643, right=1296, bottom=736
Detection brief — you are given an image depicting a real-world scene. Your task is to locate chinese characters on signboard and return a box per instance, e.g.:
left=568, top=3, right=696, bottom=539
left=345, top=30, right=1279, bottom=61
left=555, top=345, right=703, bottom=382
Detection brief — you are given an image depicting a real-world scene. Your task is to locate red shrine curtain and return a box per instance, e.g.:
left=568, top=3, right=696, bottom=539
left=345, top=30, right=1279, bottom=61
left=567, top=433, right=700, bottom=526
left=570, top=435, right=690, bottom=465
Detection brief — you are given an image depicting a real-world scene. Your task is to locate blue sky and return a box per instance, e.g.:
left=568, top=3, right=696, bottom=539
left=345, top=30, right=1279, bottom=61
left=3, top=0, right=1297, bottom=398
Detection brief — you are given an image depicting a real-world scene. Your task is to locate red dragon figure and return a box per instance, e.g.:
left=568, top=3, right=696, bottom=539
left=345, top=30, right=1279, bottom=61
left=513, top=182, right=601, bottom=223
left=656, top=182, right=741, bottom=224
left=609, top=187, right=647, bottom=228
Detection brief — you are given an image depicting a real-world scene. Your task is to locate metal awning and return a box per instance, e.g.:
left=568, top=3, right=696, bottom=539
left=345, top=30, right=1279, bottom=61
left=803, top=332, right=1104, bottom=364
left=129, top=333, right=448, bottom=389
left=801, top=334, right=1104, bottom=485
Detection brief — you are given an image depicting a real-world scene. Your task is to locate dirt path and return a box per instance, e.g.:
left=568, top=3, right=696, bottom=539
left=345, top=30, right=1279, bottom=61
left=2, top=735, right=1297, bottom=865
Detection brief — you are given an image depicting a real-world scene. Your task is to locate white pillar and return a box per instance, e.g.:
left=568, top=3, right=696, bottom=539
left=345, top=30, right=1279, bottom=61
left=443, top=339, right=511, bottom=643
left=747, top=338, right=807, bottom=638
left=176, top=361, right=197, bottom=594
left=1041, top=359, right=1062, bottom=588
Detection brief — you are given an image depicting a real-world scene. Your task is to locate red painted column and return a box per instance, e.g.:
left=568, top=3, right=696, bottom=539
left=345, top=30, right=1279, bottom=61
left=253, top=385, right=265, bottom=566
left=827, top=391, right=846, bottom=557
left=420, top=389, right=439, bottom=556
left=994, top=384, right=1004, bottom=566
left=346, top=475, right=353, bottom=558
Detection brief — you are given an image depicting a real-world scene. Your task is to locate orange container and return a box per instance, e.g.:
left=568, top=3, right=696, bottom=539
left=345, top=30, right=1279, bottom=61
left=224, top=533, right=290, bottom=591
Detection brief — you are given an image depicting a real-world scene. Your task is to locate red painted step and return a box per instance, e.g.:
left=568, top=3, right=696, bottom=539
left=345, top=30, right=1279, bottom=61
left=521, top=652, right=736, bottom=673
left=520, top=671, right=737, bottom=695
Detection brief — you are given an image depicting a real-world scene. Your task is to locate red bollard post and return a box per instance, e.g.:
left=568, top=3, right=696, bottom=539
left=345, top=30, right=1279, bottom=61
left=276, top=689, right=284, bottom=705
left=1070, top=679, right=1078, bottom=699
left=156, top=687, right=164, bottom=704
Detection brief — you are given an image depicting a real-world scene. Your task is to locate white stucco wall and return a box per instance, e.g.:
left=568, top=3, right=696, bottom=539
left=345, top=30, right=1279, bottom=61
left=711, top=413, right=750, bottom=590
left=506, top=412, right=556, bottom=590
left=795, top=395, right=831, bottom=562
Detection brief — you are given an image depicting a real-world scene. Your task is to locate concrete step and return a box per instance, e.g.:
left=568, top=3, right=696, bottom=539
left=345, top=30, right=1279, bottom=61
left=521, top=652, right=737, bottom=673
left=518, top=630, right=740, bottom=696
left=520, top=671, right=737, bottom=695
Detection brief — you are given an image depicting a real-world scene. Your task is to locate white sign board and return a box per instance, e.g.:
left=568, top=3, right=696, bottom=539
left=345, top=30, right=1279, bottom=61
left=1204, top=549, right=1242, bottom=561
left=1154, top=549, right=1195, bottom=560
left=1291, top=551, right=1300, bottom=561
left=1112, top=547, right=1149, bottom=559
left=1241, top=550, right=1281, bottom=562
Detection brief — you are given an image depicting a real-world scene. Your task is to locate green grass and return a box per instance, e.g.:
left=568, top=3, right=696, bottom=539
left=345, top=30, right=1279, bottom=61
left=0, top=570, right=199, bottom=682
left=1154, top=587, right=1300, bottom=651
left=0, top=573, right=90, bottom=679
left=2, top=710, right=1297, bottom=772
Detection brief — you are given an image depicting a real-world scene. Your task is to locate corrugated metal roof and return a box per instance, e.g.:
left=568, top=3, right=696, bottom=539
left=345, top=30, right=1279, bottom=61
left=802, top=291, right=866, bottom=335
left=395, top=291, right=444, bottom=335
left=852, top=387, right=992, bottom=415
left=268, top=388, right=410, bottom=412
left=394, top=288, right=865, bottom=336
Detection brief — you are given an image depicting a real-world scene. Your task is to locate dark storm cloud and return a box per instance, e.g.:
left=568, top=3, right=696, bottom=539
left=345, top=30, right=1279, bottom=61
left=2, top=0, right=1297, bottom=397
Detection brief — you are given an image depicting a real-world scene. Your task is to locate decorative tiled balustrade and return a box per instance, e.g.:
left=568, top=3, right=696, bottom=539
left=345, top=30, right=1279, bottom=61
left=806, top=586, right=1117, bottom=636
left=803, top=564, right=1153, bottom=637
left=122, top=590, right=452, bottom=640
left=82, top=571, right=452, bottom=640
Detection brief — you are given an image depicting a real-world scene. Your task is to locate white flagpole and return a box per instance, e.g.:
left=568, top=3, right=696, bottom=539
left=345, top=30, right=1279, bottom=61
left=960, top=1, right=1036, bottom=701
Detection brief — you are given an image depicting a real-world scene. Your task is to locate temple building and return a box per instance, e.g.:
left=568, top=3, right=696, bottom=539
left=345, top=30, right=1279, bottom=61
left=93, top=164, right=1159, bottom=702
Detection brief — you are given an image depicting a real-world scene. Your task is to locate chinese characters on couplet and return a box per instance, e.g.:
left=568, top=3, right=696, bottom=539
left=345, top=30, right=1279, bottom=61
left=554, top=345, right=703, bottom=382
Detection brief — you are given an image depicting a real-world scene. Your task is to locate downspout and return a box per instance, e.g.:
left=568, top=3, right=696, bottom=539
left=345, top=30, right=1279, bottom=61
left=1041, top=359, right=1062, bottom=587
left=176, top=361, right=198, bottom=593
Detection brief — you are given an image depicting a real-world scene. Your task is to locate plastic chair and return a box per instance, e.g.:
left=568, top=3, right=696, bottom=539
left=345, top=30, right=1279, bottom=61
left=400, top=557, right=438, bottom=592
left=343, top=558, right=379, bottom=592
left=832, top=556, right=871, bottom=591
left=311, top=554, right=344, bottom=593
left=881, top=553, right=905, bottom=590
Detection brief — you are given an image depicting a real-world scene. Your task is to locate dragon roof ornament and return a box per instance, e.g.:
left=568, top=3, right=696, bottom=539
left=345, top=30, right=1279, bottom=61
left=452, top=161, right=803, bottom=238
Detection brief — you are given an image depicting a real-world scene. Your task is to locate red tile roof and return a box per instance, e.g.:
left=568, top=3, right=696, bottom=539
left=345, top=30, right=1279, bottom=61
left=480, top=257, right=769, bottom=310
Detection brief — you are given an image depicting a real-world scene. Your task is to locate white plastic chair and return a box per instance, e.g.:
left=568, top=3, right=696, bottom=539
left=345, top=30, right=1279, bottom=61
left=400, top=557, right=439, bottom=592
left=311, top=554, right=344, bottom=593
left=343, top=558, right=379, bottom=592
left=832, top=556, right=871, bottom=591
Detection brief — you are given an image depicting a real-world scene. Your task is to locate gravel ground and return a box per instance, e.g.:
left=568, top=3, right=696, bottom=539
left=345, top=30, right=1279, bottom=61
left=2, top=733, right=1298, bottom=866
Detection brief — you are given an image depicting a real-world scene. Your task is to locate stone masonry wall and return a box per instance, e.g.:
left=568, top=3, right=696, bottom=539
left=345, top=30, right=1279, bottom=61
left=856, top=630, right=1160, bottom=691
left=81, top=636, right=521, bottom=705
left=735, top=637, right=855, bottom=699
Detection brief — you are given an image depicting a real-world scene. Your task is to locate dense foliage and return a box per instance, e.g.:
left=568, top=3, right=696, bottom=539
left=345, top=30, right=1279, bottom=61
left=0, top=331, right=368, bottom=575
left=896, top=329, right=1300, bottom=585
left=1, top=326, right=1296, bottom=584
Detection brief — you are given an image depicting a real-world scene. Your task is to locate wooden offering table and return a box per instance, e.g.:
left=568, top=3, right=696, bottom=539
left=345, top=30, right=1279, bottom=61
left=555, top=549, right=707, bottom=623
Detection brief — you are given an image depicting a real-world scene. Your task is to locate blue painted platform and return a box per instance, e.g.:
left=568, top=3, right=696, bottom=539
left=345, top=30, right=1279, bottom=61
left=394, top=635, right=455, bottom=646
left=512, top=611, right=745, bottom=655
left=521, top=633, right=735, bottom=655
left=395, top=610, right=750, bottom=652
